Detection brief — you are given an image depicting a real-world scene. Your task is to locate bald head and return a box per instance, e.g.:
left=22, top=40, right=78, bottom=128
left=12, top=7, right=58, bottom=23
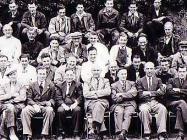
left=144, top=62, right=155, bottom=77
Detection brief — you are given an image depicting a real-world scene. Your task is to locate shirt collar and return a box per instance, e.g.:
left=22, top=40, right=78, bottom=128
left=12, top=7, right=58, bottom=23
left=76, top=11, right=86, bottom=17
left=128, top=11, right=139, bottom=18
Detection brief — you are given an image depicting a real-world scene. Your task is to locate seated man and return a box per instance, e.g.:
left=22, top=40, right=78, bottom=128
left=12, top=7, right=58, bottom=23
left=54, top=54, right=81, bottom=84
left=55, top=69, right=83, bottom=140
left=48, top=4, right=71, bottom=43
left=157, top=22, right=180, bottom=59
left=127, top=54, right=145, bottom=82
left=21, top=66, right=55, bottom=140
left=83, top=64, right=111, bottom=140
left=111, top=68, right=137, bottom=140
left=22, top=27, right=44, bottom=66
left=132, top=33, right=158, bottom=65
left=97, top=0, right=119, bottom=48
left=71, top=2, right=95, bottom=44
left=110, top=33, right=132, bottom=68
left=0, top=67, right=26, bottom=140
left=64, top=32, right=87, bottom=65
left=166, top=65, right=187, bottom=140
left=119, top=0, right=144, bottom=47
left=0, top=1, right=22, bottom=38
left=40, top=53, right=56, bottom=82
left=21, top=1, right=49, bottom=45
left=156, top=58, right=176, bottom=84
left=81, top=47, right=108, bottom=82
left=172, top=41, right=187, bottom=70
left=0, top=24, right=21, bottom=64
left=37, top=37, right=65, bottom=66
left=16, top=54, right=37, bottom=88
left=136, top=62, right=167, bottom=140
left=105, top=61, right=119, bottom=85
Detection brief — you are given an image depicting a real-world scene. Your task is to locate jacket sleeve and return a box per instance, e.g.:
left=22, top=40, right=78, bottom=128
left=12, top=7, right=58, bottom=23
left=27, top=86, right=36, bottom=106
left=151, top=78, right=165, bottom=97
left=122, top=82, right=137, bottom=99
left=119, top=14, right=130, bottom=33
left=13, top=85, right=27, bottom=103
left=111, top=84, right=123, bottom=103
left=55, top=85, right=64, bottom=107
left=75, top=83, right=83, bottom=105
left=83, top=82, right=98, bottom=99
left=49, top=84, right=55, bottom=106
left=136, top=78, right=150, bottom=100
left=48, top=18, right=57, bottom=34
left=96, top=79, right=111, bottom=97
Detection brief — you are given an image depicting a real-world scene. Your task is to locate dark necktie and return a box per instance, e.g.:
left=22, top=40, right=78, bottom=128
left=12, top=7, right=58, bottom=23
left=39, top=82, right=43, bottom=93
left=131, top=14, right=135, bottom=25
left=180, top=79, right=184, bottom=86
left=122, top=82, right=126, bottom=91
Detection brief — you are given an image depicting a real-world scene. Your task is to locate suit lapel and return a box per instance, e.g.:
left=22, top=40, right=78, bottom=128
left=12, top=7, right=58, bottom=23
left=142, top=77, right=149, bottom=90
left=34, top=82, right=41, bottom=94
left=42, top=81, right=50, bottom=95
left=69, top=81, right=76, bottom=96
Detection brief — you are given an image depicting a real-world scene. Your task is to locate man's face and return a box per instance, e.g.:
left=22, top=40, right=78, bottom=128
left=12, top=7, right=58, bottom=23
left=178, top=67, right=187, bottom=79
left=50, top=40, right=59, bottom=51
left=27, top=30, right=37, bottom=41
left=37, top=69, right=47, bottom=81
left=67, top=57, right=77, bottom=69
left=72, top=38, right=81, bottom=46
left=118, top=69, right=127, bottom=81
left=128, top=4, right=137, bottom=14
left=164, top=24, right=173, bottom=36
left=160, top=61, right=169, bottom=72
left=65, top=70, right=75, bottom=83
left=109, top=63, right=118, bottom=74
left=105, top=0, right=114, bottom=11
left=42, top=57, right=51, bottom=68
left=3, top=25, right=13, bottom=38
left=88, top=50, right=97, bottom=62
left=0, top=57, right=8, bottom=69
left=118, top=36, right=128, bottom=46
left=89, top=35, right=98, bottom=44
left=133, top=57, right=141, bottom=69
left=28, top=3, right=37, bottom=15
left=76, top=4, right=84, bottom=13
left=92, top=67, right=101, bottom=78
left=180, top=46, right=187, bottom=56
left=20, top=57, right=29, bottom=68
left=144, top=63, right=155, bottom=77
left=138, top=37, right=147, bottom=50
left=58, top=9, right=66, bottom=18
left=154, top=0, right=161, bottom=9
left=9, top=2, right=18, bottom=12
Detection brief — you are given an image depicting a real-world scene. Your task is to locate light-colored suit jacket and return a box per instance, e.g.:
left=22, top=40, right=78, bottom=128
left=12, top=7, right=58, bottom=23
left=111, top=80, right=137, bottom=111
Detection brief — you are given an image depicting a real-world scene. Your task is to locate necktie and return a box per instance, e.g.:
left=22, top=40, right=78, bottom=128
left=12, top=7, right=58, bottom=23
left=148, top=77, right=152, bottom=90
left=131, top=14, right=135, bottom=25
left=39, top=82, right=43, bottom=93
left=122, top=82, right=126, bottom=91
left=66, top=83, right=71, bottom=96
left=180, top=79, right=184, bottom=86
left=31, top=16, right=36, bottom=27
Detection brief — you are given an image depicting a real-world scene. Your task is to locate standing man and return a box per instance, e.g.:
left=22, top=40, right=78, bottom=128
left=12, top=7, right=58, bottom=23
left=111, top=68, right=137, bottom=140
left=166, top=65, right=187, bottom=140
left=136, top=62, right=167, bottom=140
left=97, top=0, right=120, bottom=48
left=21, top=66, right=55, bottom=140
left=55, top=69, right=83, bottom=140
left=83, top=65, right=111, bottom=140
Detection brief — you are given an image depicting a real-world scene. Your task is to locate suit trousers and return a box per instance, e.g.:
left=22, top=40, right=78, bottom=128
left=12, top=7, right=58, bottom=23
left=0, top=103, right=24, bottom=138
left=168, top=100, right=187, bottom=131
left=57, top=106, right=81, bottom=134
left=86, top=99, right=109, bottom=132
left=21, top=105, right=55, bottom=136
left=114, top=105, right=135, bottom=133
left=139, top=100, right=167, bottom=134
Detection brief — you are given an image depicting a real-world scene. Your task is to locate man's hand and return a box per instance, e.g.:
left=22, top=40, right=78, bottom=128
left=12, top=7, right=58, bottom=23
left=143, top=91, right=151, bottom=96
left=127, top=32, right=134, bottom=38
left=61, top=104, right=70, bottom=111
left=33, top=104, right=41, bottom=113
left=70, top=100, right=78, bottom=110
left=173, top=88, right=180, bottom=92
left=37, top=29, right=43, bottom=35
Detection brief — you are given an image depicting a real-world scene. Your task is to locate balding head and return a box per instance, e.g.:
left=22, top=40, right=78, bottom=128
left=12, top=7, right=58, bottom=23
left=164, top=22, right=173, bottom=36
left=144, top=62, right=155, bottom=77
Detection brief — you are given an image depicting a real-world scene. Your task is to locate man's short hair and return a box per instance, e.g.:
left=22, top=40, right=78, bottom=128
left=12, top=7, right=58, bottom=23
left=49, top=36, right=60, bottom=43
left=41, top=53, right=51, bottom=60
left=138, top=33, right=148, bottom=40
left=19, top=54, right=30, bottom=60
left=9, top=0, right=17, bottom=5
left=88, top=46, right=97, bottom=53
left=28, top=0, right=38, bottom=5
left=129, top=0, right=137, bottom=6
left=178, top=64, right=187, bottom=71
left=36, top=65, right=46, bottom=73
left=57, top=4, right=65, bottom=11
left=0, top=55, right=8, bottom=60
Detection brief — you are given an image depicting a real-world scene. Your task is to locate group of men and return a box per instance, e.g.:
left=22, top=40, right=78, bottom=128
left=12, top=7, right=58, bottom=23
left=0, top=0, right=187, bottom=140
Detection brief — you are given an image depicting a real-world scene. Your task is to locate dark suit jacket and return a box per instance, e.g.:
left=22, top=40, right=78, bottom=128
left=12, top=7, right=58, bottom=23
left=1, top=10, right=22, bottom=25
left=71, top=12, right=95, bottom=33
left=27, top=81, right=55, bottom=107
left=64, top=43, right=88, bottom=63
left=21, top=11, right=47, bottom=29
left=166, top=78, right=187, bottom=103
left=132, top=46, right=158, bottom=65
left=55, top=81, right=83, bottom=107
left=104, top=71, right=119, bottom=85
left=119, top=12, right=144, bottom=33
left=127, top=64, right=145, bottom=81
left=111, top=80, right=137, bottom=112
left=136, top=76, right=165, bottom=104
